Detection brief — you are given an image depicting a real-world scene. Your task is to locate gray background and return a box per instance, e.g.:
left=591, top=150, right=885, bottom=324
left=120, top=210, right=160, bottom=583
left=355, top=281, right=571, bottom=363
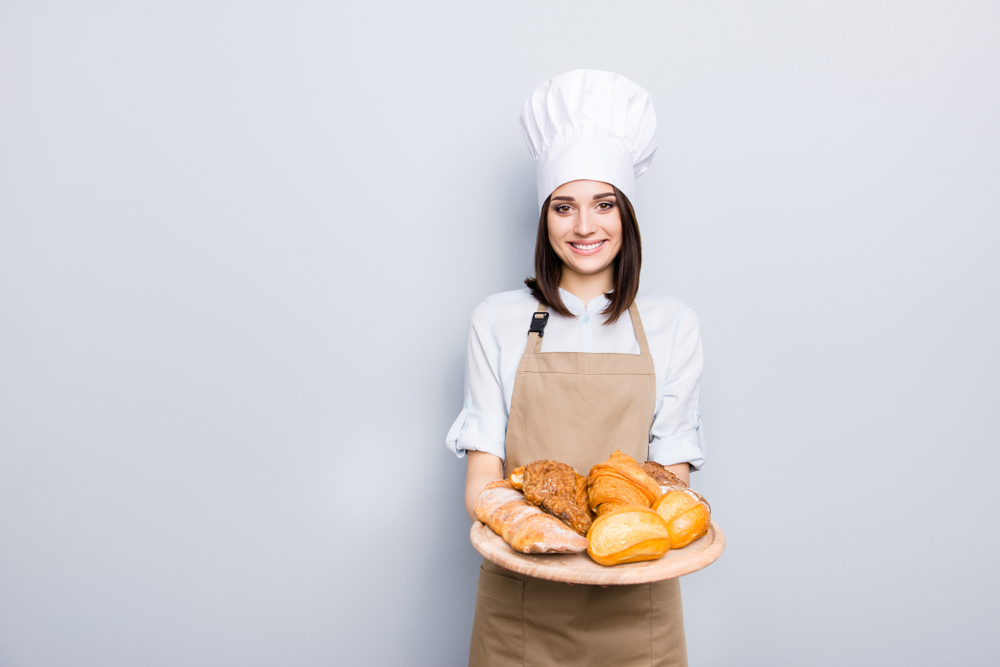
left=1, top=1, right=998, bottom=666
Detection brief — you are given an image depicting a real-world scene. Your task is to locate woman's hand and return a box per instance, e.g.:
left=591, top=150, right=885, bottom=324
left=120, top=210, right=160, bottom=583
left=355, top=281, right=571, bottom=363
left=465, top=451, right=504, bottom=522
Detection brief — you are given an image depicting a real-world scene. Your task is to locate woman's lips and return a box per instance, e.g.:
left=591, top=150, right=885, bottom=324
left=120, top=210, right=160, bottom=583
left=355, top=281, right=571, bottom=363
left=567, top=240, right=606, bottom=255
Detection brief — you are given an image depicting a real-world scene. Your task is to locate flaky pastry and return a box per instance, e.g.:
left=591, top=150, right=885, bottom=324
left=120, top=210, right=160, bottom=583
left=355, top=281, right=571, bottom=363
left=587, top=450, right=662, bottom=516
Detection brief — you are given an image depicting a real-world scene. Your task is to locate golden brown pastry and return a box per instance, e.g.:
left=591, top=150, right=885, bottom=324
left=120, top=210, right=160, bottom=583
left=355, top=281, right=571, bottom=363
left=652, top=489, right=711, bottom=549
left=586, top=505, right=671, bottom=566
left=507, top=466, right=525, bottom=490
left=587, top=450, right=662, bottom=516
left=520, top=460, right=592, bottom=536
left=474, top=485, right=589, bottom=553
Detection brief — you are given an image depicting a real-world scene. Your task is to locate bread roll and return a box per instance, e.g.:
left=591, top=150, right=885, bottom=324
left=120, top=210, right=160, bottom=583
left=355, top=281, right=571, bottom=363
left=474, top=486, right=589, bottom=554
left=585, top=505, right=671, bottom=566
left=651, top=489, right=711, bottom=549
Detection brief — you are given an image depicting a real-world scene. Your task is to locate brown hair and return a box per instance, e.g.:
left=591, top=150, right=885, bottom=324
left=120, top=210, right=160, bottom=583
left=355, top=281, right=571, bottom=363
left=524, top=185, right=641, bottom=325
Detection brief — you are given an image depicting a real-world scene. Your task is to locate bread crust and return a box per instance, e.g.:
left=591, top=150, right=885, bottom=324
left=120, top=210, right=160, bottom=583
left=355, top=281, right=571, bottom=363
left=640, top=461, right=686, bottom=489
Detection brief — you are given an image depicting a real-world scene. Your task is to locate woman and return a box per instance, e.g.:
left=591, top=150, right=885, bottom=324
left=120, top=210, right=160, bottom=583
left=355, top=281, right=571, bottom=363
left=446, top=70, right=705, bottom=667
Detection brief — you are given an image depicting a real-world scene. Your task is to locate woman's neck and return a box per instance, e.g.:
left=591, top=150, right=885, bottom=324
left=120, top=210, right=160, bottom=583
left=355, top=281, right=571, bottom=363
left=559, top=264, right=614, bottom=308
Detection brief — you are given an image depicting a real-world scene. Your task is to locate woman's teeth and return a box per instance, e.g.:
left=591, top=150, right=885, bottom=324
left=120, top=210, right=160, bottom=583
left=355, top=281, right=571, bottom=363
left=571, top=241, right=605, bottom=250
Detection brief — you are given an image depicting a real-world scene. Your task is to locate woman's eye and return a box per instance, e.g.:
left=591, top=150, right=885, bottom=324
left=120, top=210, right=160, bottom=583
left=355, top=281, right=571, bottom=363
left=597, top=202, right=614, bottom=210
left=555, top=205, right=571, bottom=213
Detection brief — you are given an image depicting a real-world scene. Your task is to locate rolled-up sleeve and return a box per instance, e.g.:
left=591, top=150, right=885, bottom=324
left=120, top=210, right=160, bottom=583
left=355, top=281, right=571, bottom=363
left=648, top=306, right=705, bottom=471
left=445, top=301, right=508, bottom=461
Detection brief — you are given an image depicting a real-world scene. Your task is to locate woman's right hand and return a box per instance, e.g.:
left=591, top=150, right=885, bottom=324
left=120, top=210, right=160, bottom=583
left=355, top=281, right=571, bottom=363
left=465, top=451, right=504, bottom=522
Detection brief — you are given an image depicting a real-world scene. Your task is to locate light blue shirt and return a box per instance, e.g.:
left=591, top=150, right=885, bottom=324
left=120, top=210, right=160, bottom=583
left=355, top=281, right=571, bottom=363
left=446, top=288, right=706, bottom=470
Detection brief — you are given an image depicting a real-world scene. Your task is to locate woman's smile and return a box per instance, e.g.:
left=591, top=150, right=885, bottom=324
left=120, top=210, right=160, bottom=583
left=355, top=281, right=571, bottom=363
left=568, top=239, right=607, bottom=254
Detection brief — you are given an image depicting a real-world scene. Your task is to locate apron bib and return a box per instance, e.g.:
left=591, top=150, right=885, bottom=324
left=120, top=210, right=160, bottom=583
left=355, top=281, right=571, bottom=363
left=469, top=302, right=688, bottom=667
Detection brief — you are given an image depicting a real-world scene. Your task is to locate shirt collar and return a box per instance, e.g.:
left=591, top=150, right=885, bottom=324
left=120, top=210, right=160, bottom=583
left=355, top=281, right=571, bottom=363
left=558, top=288, right=612, bottom=314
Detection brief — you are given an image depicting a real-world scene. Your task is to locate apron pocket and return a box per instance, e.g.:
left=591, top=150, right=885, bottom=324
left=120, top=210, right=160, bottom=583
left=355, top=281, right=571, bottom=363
left=469, top=566, right=524, bottom=667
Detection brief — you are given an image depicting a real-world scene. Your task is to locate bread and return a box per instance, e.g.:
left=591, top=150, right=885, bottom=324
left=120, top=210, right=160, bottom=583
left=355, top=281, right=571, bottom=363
left=587, top=450, right=662, bottom=516
left=521, top=460, right=592, bottom=536
left=640, top=460, right=688, bottom=494
left=474, top=486, right=589, bottom=554
left=652, top=489, right=711, bottom=549
left=586, top=505, right=671, bottom=566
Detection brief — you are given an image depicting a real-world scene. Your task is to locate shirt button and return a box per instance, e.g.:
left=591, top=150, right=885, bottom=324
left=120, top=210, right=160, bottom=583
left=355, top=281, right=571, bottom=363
left=464, top=399, right=471, bottom=409
left=582, top=315, right=590, bottom=324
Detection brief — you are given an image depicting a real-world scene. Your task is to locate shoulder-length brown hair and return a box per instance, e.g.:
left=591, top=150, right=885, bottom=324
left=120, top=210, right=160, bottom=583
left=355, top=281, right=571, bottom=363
left=524, top=185, right=641, bottom=325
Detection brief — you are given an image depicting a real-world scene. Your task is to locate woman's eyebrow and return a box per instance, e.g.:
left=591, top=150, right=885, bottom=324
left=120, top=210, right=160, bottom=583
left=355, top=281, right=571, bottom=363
left=551, top=196, right=576, bottom=202
left=593, top=192, right=615, bottom=199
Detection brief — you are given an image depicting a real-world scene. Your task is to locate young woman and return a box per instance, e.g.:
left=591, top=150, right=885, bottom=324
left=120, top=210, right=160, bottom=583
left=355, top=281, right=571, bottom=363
left=446, top=70, right=705, bottom=667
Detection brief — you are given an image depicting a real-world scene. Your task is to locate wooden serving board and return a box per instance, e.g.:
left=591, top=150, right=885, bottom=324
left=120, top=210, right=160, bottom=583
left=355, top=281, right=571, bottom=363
left=470, top=520, right=725, bottom=585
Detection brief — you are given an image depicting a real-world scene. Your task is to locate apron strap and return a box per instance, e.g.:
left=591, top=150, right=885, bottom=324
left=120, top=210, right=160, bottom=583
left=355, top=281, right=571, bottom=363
left=526, top=302, right=549, bottom=354
left=525, top=300, right=651, bottom=356
left=628, top=302, right=651, bottom=357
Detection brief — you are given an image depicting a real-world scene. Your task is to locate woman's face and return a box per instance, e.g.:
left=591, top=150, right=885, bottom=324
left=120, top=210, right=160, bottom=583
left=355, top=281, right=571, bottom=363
left=547, top=179, right=623, bottom=279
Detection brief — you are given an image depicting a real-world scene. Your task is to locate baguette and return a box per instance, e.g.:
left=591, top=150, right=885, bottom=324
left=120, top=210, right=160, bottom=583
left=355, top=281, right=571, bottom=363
left=475, top=486, right=589, bottom=554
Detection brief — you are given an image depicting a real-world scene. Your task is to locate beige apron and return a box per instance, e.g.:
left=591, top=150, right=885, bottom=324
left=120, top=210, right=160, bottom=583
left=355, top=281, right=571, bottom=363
left=469, top=302, right=688, bottom=667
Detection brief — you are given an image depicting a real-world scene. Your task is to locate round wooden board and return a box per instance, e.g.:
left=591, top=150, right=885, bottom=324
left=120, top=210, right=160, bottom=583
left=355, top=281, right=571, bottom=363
left=470, top=520, right=725, bottom=585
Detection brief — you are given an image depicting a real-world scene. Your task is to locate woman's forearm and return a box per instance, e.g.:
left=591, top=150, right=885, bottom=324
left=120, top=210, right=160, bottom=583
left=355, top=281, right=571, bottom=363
left=465, top=451, right=504, bottom=522
left=664, top=462, right=690, bottom=487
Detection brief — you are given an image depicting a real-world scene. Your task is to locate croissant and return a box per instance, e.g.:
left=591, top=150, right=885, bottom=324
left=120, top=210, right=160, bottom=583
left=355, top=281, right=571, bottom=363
left=521, top=460, right=592, bottom=536
left=586, top=505, right=671, bottom=566
left=475, top=485, right=589, bottom=554
left=587, top=450, right=662, bottom=516
left=652, top=489, right=711, bottom=549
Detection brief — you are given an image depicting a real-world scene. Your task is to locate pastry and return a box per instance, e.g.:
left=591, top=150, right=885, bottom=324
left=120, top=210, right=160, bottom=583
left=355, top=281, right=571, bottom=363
left=507, top=466, right=525, bottom=490
left=586, top=505, right=671, bottom=566
left=652, top=489, right=711, bottom=549
left=521, top=460, right=592, bottom=536
left=587, top=450, right=662, bottom=516
left=475, top=485, right=589, bottom=553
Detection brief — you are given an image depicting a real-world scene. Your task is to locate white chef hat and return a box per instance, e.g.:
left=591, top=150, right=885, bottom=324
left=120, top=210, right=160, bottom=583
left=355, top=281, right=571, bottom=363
left=519, top=69, right=658, bottom=210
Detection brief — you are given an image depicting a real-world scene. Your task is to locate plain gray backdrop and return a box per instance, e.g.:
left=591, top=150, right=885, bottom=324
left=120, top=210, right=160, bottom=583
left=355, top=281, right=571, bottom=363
left=2, top=1, right=999, bottom=666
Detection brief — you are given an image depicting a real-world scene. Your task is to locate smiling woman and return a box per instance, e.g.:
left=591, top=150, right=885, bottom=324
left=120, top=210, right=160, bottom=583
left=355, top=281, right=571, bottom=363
left=526, top=180, right=641, bottom=324
left=447, top=69, right=704, bottom=667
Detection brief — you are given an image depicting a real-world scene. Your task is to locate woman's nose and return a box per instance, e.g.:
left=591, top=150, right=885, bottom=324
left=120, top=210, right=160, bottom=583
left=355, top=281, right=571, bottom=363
left=575, top=211, right=595, bottom=235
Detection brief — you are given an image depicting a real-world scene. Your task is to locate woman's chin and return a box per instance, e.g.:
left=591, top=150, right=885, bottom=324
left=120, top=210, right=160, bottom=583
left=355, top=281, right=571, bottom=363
left=564, top=261, right=613, bottom=277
